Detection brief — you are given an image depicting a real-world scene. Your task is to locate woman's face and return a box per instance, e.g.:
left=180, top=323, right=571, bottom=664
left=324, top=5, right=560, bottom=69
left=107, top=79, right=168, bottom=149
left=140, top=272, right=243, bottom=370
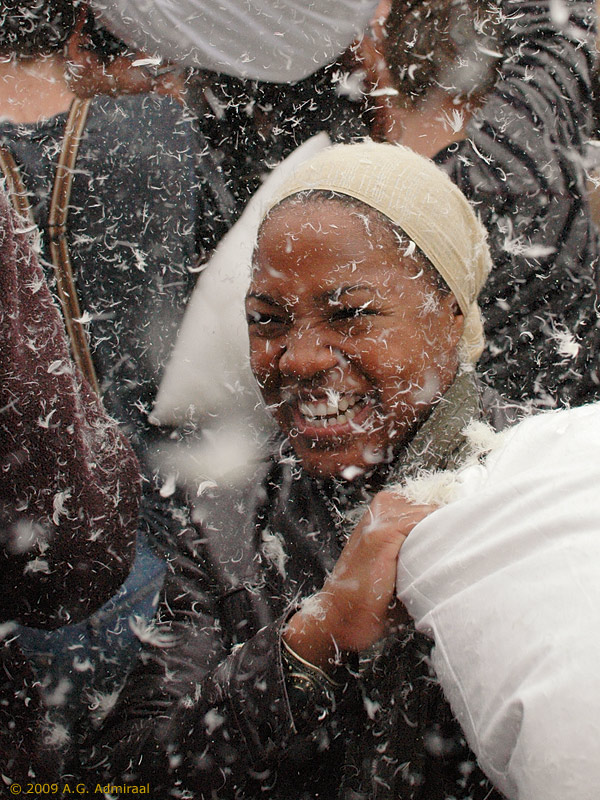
left=247, top=198, right=464, bottom=479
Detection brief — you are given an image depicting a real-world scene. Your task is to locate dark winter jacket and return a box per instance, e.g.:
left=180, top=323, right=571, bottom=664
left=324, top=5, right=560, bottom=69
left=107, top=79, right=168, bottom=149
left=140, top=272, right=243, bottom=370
left=82, top=373, right=508, bottom=800
left=436, top=0, right=600, bottom=407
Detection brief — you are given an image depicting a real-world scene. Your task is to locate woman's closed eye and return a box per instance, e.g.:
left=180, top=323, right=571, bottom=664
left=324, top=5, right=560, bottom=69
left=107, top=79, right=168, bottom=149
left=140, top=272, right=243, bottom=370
left=247, top=309, right=289, bottom=337
left=329, top=303, right=380, bottom=327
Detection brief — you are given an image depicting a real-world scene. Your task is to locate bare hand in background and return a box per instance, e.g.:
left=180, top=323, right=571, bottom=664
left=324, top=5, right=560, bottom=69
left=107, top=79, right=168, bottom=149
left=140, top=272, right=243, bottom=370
left=65, top=27, right=186, bottom=103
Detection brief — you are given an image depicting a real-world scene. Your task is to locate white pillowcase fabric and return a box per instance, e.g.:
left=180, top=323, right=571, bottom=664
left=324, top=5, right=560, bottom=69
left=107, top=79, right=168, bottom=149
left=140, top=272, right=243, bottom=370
left=149, top=134, right=330, bottom=486
left=396, top=403, right=600, bottom=800
left=92, top=0, right=377, bottom=81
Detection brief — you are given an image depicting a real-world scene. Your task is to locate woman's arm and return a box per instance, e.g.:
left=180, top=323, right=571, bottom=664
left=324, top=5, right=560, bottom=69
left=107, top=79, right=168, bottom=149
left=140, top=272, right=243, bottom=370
left=83, top=492, right=433, bottom=794
left=284, top=493, right=434, bottom=671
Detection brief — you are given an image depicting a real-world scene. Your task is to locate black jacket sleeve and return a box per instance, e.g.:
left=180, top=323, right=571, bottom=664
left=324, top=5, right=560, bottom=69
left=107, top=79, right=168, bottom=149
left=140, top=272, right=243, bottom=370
left=80, top=515, right=302, bottom=798
left=436, top=0, right=600, bottom=406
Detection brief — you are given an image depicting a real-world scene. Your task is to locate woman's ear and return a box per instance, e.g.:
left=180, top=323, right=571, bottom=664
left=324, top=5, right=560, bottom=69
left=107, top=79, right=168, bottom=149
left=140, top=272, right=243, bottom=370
left=444, top=294, right=465, bottom=348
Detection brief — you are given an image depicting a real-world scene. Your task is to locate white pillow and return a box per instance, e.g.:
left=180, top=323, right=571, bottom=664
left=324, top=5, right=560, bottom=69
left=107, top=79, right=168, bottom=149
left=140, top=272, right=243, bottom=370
left=149, top=134, right=331, bottom=485
left=397, top=403, right=600, bottom=800
left=92, top=0, right=376, bottom=82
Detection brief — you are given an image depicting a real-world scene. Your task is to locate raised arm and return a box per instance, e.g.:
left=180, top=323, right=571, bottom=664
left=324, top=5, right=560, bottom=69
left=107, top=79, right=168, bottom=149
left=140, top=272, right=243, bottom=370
left=284, top=492, right=434, bottom=668
left=437, top=0, right=600, bottom=405
left=82, top=488, right=433, bottom=795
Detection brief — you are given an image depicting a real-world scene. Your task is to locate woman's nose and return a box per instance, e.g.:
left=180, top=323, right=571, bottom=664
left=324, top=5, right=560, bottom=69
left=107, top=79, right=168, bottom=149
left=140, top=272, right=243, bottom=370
left=278, top=325, right=340, bottom=379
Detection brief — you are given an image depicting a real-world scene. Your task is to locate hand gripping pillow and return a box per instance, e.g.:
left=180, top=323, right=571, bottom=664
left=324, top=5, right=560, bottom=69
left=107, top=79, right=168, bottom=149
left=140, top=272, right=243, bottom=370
left=397, top=404, right=600, bottom=800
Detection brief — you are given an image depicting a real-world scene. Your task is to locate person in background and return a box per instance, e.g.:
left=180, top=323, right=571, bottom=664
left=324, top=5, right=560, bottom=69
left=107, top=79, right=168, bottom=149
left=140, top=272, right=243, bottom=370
left=358, top=0, right=600, bottom=409
left=0, top=187, right=139, bottom=783
left=0, top=0, right=235, bottom=746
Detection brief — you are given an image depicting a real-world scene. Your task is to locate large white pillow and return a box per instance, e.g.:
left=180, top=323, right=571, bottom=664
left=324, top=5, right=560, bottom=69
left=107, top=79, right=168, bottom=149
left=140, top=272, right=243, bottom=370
left=397, top=403, right=600, bottom=800
left=92, top=0, right=376, bottom=82
left=151, top=132, right=331, bottom=426
left=149, top=134, right=331, bottom=486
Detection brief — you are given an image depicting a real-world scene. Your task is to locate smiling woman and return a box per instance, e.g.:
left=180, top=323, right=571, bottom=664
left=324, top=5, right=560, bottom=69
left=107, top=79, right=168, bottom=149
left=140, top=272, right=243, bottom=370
left=249, top=140, right=498, bottom=684
left=87, top=143, right=508, bottom=800
left=247, top=194, right=464, bottom=478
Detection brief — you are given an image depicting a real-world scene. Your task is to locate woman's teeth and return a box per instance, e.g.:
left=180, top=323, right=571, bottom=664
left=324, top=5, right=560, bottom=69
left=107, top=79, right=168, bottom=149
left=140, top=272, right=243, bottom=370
left=298, top=395, right=363, bottom=427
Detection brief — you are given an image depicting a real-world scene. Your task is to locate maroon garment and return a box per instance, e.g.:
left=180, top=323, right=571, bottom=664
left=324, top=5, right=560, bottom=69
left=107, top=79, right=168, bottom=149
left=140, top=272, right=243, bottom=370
left=0, top=187, right=139, bottom=629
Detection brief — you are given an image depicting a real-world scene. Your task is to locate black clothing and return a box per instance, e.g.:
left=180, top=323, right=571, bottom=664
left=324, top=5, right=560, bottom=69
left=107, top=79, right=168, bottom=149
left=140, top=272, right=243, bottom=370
left=189, top=60, right=369, bottom=213
left=83, top=375, right=507, bottom=800
left=436, top=0, right=600, bottom=407
left=0, top=93, right=233, bottom=462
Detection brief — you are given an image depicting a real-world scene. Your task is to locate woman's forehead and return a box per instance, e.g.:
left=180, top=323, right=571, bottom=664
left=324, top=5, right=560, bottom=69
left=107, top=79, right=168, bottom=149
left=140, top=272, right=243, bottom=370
left=252, top=198, right=430, bottom=294
left=258, top=196, right=389, bottom=242
left=255, top=200, right=397, bottom=271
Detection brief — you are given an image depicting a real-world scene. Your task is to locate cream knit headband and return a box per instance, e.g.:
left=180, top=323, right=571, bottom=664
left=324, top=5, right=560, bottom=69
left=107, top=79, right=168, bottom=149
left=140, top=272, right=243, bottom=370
left=264, top=141, right=492, bottom=365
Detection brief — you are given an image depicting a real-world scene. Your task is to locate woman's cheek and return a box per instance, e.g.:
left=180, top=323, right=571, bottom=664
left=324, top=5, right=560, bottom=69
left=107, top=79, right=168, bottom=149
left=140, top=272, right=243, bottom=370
left=250, top=340, right=280, bottom=390
left=412, top=369, right=443, bottom=406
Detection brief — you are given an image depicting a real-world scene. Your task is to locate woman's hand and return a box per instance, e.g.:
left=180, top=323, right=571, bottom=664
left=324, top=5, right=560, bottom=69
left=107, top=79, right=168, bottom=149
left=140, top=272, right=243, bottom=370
left=65, top=28, right=186, bottom=103
left=283, top=492, right=436, bottom=671
left=349, top=0, right=408, bottom=144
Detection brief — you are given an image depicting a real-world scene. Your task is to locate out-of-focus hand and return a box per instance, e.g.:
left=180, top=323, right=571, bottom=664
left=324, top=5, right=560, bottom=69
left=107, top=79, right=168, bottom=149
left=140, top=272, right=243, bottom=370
left=65, top=29, right=186, bottom=103
left=348, top=0, right=412, bottom=143
left=353, top=0, right=393, bottom=90
left=350, top=0, right=473, bottom=152
left=284, top=491, right=437, bottom=670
